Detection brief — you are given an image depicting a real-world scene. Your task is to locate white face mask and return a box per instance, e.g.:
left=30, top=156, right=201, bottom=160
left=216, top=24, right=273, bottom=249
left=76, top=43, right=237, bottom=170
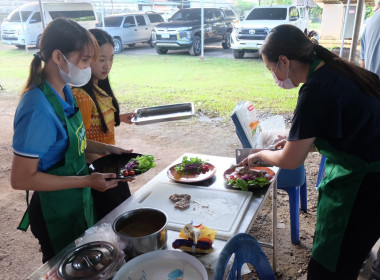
left=272, top=60, right=296, bottom=90
left=58, top=54, right=91, bottom=87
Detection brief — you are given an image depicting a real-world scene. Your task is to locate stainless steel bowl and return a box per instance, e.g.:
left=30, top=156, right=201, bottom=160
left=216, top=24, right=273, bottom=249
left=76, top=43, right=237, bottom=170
left=113, top=208, right=168, bottom=258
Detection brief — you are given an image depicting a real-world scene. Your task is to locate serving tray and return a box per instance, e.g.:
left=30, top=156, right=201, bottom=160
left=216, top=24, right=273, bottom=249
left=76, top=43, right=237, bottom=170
left=131, top=103, right=194, bottom=125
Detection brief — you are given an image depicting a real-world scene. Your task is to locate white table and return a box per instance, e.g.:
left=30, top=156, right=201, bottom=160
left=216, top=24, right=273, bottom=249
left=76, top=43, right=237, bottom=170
left=27, top=153, right=279, bottom=279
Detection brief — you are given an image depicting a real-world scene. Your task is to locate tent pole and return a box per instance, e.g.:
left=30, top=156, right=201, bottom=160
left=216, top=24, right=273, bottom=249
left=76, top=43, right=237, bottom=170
left=200, top=0, right=204, bottom=61
left=348, top=0, right=364, bottom=62
left=339, top=0, right=351, bottom=57
left=18, top=0, right=28, bottom=52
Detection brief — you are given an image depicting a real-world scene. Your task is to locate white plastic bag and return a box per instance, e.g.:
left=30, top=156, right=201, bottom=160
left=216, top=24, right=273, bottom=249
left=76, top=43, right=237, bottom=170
left=259, top=115, right=288, bottom=148
left=231, top=101, right=288, bottom=148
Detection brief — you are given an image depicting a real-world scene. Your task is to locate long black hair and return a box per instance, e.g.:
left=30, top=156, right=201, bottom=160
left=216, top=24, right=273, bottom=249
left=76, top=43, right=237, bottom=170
left=260, top=24, right=380, bottom=99
left=79, top=28, right=120, bottom=133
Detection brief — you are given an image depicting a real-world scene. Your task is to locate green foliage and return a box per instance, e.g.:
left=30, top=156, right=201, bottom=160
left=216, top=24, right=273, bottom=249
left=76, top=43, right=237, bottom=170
left=235, top=0, right=254, bottom=15
left=0, top=48, right=300, bottom=118
left=310, top=6, right=323, bottom=22
left=259, top=0, right=293, bottom=5
left=365, top=6, right=374, bottom=19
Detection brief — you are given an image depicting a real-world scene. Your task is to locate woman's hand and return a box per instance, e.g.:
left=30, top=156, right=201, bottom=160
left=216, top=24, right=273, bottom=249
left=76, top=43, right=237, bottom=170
left=274, top=139, right=287, bottom=150
left=88, top=173, right=122, bottom=191
left=238, top=152, right=263, bottom=168
left=120, top=112, right=137, bottom=124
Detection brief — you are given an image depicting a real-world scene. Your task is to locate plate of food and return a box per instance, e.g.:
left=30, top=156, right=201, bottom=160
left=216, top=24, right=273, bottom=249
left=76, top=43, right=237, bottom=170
left=223, top=165, right=275, bottom=191
left=167, top=156, right=216, bottom=183
left=88, top=153, right=156, bottom=180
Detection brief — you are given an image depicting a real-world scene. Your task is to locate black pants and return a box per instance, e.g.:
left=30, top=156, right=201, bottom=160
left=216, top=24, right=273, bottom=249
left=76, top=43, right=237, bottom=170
left=91, top=181, right=131, bottom=220
left=307, top=172, right=380, bottom=279
left=28, top=192, right=55, bottom=263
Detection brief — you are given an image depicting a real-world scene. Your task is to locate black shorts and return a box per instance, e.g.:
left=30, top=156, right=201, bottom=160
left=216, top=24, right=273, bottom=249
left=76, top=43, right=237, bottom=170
left=28, top=192, right=55, bottom=263
left=91, top=181, right=131, bottom=220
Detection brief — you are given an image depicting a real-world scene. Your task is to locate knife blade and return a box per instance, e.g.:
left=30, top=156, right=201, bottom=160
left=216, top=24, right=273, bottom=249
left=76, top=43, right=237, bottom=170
left=235, top=148, right=276, bottom=166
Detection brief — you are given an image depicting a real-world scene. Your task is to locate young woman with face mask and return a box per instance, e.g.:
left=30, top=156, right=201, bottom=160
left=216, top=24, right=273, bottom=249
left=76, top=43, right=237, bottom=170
left=239, top=24, right=380, bottom=279
left=11, top=18, right=133, bottom=263
left=72, top=29, right=137, bottom=220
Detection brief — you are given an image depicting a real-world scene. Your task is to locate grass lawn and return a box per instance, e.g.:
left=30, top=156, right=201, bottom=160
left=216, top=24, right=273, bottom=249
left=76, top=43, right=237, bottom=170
left=0, top=48, right=300, bottom=118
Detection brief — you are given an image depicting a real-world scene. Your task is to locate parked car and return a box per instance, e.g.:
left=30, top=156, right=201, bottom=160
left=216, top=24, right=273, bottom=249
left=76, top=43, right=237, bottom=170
left=230, top=5, right=310, bottom=59
left=152, top=7, right=238, bottom=56
left=1, top=1, right=97, bottom=49
left=97, top=11, right=165, bottom=54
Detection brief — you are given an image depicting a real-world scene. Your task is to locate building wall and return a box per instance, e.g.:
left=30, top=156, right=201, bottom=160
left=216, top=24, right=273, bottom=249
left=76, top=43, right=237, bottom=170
left=320, top=4, right=345, bottom=40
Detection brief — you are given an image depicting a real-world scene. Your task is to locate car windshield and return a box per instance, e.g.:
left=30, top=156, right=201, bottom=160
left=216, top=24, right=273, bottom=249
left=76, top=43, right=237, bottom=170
left=103, top=16, right=123, bottom=27
left=170, top=9, right=201, bottom=21
left=5, top=10, right=32, bottom=22
left=246, top=8, right=287, bottom=20
left=224, top=10, right=236, bottom=18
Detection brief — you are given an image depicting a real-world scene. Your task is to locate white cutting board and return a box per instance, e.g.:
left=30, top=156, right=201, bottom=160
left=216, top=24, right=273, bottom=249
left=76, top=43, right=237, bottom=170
left=124, top=182, right=253, bottom=240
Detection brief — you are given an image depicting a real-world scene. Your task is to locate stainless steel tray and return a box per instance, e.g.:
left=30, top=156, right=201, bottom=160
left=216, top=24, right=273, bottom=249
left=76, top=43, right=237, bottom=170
left=131, top=102, right=194, bottom=125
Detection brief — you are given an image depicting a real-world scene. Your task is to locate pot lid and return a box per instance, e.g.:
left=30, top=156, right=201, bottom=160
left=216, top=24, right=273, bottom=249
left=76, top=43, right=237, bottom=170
left=58, top=241, right=117, bottom=280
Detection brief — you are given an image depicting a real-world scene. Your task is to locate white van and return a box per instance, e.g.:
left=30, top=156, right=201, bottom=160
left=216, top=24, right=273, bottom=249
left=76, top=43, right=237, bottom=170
left=1, top=2, right=97, bottom=49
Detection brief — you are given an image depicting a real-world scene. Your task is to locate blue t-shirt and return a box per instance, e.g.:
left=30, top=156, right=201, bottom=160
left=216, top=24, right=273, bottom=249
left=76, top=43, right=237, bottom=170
left=13, top=82, right=77, bottom=171
left=360, top=11, right=380, bottom=77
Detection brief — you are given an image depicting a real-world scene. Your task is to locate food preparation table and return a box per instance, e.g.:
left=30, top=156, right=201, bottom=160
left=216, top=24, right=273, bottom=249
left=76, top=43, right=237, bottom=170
left=27, top=153, right=279, bottom=279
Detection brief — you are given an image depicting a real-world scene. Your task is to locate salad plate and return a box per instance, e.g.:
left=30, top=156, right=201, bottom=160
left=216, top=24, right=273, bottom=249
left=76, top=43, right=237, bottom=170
left=167, top=163, right=216, bottom=183
left=167, top=156, right=216, bottom=183
left=223, top=166, right=275, bottom=191
left=88, top=153, right=156, bottom=180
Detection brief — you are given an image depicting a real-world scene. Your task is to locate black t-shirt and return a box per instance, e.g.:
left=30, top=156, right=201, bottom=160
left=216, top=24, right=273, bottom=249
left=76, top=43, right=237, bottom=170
left=288, top=64, right=380, bottom=162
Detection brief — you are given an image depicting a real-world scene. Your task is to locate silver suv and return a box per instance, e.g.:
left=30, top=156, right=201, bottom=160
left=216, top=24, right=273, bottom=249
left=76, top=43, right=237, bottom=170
left=97, top=12, right=164, bottom=53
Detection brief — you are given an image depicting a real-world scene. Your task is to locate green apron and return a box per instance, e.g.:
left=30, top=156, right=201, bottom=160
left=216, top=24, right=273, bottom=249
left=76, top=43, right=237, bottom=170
left=312, top=138, right=380, bottom=272
left=18, top=82, right=96, bottom=254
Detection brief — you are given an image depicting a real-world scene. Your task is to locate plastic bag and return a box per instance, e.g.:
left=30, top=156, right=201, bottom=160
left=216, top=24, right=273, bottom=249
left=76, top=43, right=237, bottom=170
left=259, top=115, right=288, bottom=148
left=231, top=100, right=288, bottom=148
left=75, top=223, right=126, bottom=277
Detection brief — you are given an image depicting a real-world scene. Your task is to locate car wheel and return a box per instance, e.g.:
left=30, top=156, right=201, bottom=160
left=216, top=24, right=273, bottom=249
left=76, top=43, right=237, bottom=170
left=36, top=35, right=41, bottom=49
left=156, top=48, right=168, bottom=55
left=233, top=49, right=245, bottom=59
left=113, top=38, right=123, bottom=54
left=189, top=36, right=201, bottom=56
left=149, top=39, right=155, bottom=48
left=222, top=32, right=231, bottom=49
left=149, top=32, right=155, bottom=48
left=15, top=44, right=24, bottom=49
left=127, top=43, right=136, bottom=47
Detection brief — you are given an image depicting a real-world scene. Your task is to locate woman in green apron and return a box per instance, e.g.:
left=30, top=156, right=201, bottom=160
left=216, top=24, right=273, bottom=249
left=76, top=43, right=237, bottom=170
left=239, top=24, right=380, bottom=279
left=10, top=18, right=132, bottom=263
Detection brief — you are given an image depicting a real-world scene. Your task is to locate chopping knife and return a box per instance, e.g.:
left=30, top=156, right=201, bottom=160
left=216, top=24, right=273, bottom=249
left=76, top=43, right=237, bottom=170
left=235, top=148, right=277, bottom=166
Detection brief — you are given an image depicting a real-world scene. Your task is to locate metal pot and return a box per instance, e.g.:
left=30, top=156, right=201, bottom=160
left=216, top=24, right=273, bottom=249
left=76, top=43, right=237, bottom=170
left=113, top=208, right=168, bottom=258
left=58, top=241, right=118, bottom=280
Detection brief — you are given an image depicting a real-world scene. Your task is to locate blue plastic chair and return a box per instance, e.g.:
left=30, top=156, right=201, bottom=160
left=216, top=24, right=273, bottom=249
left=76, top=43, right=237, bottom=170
left=214, top=233, right=276, bottom=280
left=315, top=155, right=326, bottom=189
left=276, top=166, right=307, bottom=244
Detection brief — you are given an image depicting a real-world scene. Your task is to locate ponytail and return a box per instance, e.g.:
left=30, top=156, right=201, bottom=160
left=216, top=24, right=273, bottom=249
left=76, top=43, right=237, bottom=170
left=312, top=43, right=380, bottom=98
left=22, top=52, right=45, bottom=95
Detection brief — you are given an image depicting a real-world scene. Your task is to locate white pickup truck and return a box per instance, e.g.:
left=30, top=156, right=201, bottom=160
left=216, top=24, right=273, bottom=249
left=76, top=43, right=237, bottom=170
left=231, top=5, right=310, bottom=59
